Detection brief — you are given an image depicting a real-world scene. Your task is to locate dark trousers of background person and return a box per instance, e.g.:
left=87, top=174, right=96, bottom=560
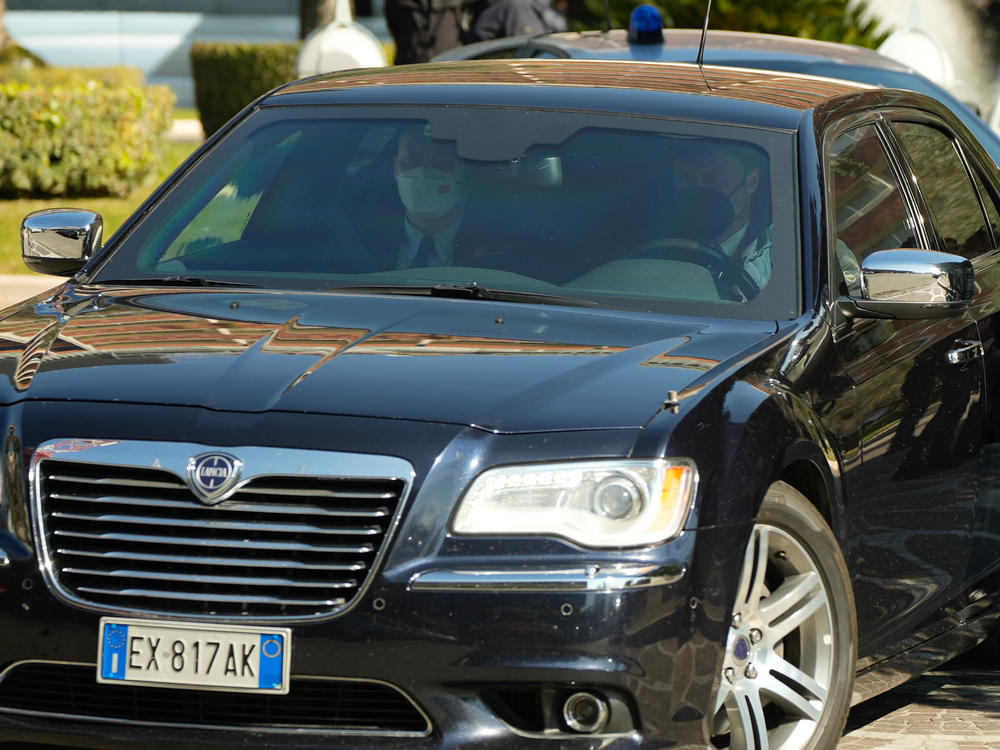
left=385, top=0, right=465, bottom=64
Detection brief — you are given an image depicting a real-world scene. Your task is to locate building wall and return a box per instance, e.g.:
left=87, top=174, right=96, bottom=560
left=8, top=1, right=297, bottom=12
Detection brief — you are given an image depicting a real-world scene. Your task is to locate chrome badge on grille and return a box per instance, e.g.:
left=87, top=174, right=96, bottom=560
left=186, top=452, right=243, bottom=504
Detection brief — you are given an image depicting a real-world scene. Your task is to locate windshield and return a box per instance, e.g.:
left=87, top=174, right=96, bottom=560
left=94, top=106, right=799, bottom=319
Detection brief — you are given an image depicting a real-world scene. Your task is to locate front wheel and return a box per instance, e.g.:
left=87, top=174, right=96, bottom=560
left=711, top=482, right=857, bottom=750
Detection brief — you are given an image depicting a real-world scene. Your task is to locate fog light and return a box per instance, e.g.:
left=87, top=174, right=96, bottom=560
left=562, top=691, right=610, bottom=733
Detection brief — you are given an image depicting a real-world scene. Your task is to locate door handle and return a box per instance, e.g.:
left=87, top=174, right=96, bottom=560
left=947, top=339, right=984, bottom=365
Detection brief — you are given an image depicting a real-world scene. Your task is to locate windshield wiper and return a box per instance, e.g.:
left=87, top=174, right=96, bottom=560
left=329, top=283, right=599, bottom=308
left=94, top=276, right=261, bottom=288
left=432, top=283, right=599, bottom=307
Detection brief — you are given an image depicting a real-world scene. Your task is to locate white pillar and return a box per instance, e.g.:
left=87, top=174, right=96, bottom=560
left=854, top=0, right=998, bottom=115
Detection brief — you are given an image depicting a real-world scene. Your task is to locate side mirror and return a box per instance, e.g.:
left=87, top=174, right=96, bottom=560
left=837, top=249, right=974, bottom=320
left=21, top=209, right=102, bottom=277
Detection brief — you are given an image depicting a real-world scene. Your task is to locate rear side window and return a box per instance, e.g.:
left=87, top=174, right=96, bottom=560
left=970, top=166, right=1000, bottom=250
left=890, top=121, right=993, bottom=260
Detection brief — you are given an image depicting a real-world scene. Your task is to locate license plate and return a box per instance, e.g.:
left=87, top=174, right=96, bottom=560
left=97, top=617, right=291, bottom=694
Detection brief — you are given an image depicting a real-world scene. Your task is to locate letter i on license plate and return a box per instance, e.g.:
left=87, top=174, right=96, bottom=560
left=97, top=617, right=291, bottom=694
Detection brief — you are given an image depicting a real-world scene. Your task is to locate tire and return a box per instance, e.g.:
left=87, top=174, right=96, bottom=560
left=711, top=482, right=857, bottom=750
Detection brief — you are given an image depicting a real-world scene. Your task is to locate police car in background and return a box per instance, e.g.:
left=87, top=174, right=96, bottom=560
left=434, top=9, right=1000, bottom=167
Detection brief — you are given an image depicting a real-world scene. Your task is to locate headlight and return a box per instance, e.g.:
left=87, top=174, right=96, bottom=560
left=451, top=459, right=696, bottom=548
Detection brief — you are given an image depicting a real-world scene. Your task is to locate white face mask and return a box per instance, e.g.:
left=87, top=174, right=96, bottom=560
left=395, top=167, right=466, bottom=221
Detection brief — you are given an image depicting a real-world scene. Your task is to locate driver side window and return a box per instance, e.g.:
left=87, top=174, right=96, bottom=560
left=829, top=124, right=919, bottom=296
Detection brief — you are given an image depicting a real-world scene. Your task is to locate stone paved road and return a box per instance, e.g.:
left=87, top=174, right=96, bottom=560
left=0, top=274, right=64, bottom=309
left=841, top=660, right=1000, bottom=749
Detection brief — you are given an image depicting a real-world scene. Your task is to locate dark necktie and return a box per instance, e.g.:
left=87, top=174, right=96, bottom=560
left=412, top=235, right=435, bottom=267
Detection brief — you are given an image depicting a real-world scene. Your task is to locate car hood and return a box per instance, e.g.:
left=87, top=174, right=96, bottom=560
left=0, top=287, right=779, bottom=432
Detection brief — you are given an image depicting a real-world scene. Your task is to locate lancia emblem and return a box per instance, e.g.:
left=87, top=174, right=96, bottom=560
left=186, top=452, right=243, bottom=505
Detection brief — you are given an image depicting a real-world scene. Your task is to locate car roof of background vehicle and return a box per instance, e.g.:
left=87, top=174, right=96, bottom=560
left=433, top=28, right=910, bottom=69
left=431, top=28, right=1000, bottom=165
left=269, top=58, right=873, bottom=129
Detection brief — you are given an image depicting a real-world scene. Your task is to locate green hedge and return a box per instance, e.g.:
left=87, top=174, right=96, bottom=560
left=190, top=42, right=301, bottom=138
left=0, top=80, right=175, bottom=198
left=0, top=64, right=145, bottom=88
left=0, top=45, right=46, bottom=67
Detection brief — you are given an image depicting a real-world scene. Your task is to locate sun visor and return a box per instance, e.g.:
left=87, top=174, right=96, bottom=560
left=424, top=111, right=581, bottom=161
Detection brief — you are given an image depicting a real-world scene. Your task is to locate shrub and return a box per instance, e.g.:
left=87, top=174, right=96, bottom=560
left=0, top=80, right=175, bottom=198
left=190, top=42, right=301, bottom=137
left=0, top=64, right=145, bottom=88
left=0, top=44, right=45, bottom=68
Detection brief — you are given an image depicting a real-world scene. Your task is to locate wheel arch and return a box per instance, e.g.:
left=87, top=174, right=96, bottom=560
left=638, top=373, right=846, bottom=532
left=728, top=385, right=845, bottom=535
left=765, top=389, right=846, bottom=539
left=778, top=449, right=840, bottom=536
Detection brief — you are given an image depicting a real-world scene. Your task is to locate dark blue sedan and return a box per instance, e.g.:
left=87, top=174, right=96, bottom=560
left=6, top=58, right=1000, bottom=750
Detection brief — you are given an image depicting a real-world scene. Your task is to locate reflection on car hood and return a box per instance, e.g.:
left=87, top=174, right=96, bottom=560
left=0, top=287, right=779, bottom=432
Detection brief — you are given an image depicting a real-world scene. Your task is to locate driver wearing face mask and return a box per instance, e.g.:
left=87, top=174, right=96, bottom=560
left=674, top=145, right=772, bottom=298
left=393, top=130, right=470, bottom=269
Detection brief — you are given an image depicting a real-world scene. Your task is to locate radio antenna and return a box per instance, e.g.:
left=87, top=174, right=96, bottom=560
left=696, top=0, right=713, bottom=90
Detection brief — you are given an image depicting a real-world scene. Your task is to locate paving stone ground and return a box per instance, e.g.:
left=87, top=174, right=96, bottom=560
left=840, top=663, right=1000, bottom=749
left=0, top=274, right=61, bottom=309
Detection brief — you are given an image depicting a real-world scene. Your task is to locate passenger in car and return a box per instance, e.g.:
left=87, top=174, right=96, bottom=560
left=332, top=125, right=538, bottom=275
left=348, top=125, right=519, bottom=273
left=391, top=128, right=471, bottom=269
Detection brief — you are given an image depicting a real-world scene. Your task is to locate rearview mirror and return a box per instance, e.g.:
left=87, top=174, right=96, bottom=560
left=837, top=249, right=973, bottom=320
left=21, top=208, right=102, bottom=277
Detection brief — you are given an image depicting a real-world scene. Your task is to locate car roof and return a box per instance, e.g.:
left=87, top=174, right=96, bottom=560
left=269, top=58, right=874, bottom=129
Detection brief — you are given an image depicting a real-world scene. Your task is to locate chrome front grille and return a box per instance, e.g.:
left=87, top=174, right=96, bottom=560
left=33, top=440, right=413, bottom=619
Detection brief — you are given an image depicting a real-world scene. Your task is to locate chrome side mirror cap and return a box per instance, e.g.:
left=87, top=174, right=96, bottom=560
left=837, top=249, right=974, bottom=320
left=21, top=209, right=103, bottom=277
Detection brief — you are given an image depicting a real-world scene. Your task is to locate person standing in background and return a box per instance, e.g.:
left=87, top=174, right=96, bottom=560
left=384, top=0, right=465, bottom=63
left=385, top=0, right=566, bottom=63
left=464, top=0, right=567, bottom=42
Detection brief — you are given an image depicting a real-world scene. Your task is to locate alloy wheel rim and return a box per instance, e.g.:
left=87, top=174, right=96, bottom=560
left=712, top=523, right=835, bottom=750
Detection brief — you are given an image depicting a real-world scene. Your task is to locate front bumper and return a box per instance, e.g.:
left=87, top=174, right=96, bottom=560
left=0, top=402, right=749, bottom=749
left=0, top=520, right=744, bottom=750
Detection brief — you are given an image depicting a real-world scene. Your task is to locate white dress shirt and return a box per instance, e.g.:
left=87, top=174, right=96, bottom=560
left=720, top=223, right=772, bottom=291
left=397, top=218, right=462, bottom=269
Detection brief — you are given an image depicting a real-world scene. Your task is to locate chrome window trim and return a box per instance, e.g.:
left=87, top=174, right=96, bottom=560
left=30, top=439, right=414, bottom=623
left=0, top=659, right=433, bottom=737
left=408, top=563, right=685, bottom=592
